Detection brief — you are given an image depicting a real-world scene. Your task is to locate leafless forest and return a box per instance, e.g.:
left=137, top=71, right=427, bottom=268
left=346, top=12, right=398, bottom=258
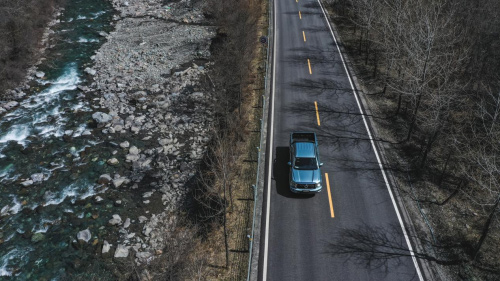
left=326, top=0, right=500, bottom=279
left=0, top=0, right=63, bottom=95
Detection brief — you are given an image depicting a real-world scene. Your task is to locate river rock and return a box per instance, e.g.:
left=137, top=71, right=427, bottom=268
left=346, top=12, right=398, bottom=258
left=77, top=229, right=91, bottom=243
left=114, top=244, right=129, bottom=258
left=123, top=218, right=131, bottom=228
left=109, top=214, right=122, bottom=225
left=98, top=174, right=112, bottom=184
left=102, top=240, right=111, bottom=254
left=31, top=173, right=44, bottom=183
left=129, top=146, right=139, bottom=155
left=92, top=112, right=112, bottom=127
left=35, top=71, right=45, bottom=78
left=20, top=180, right=33, bottom=187
left=31, top=233, right=45, bottom=243
left=113, top=177, right=129, bottom=188
left=119, top=141, right=130, bottom=148
left=3, top=101, right=19, bottom=110
left=136, top=251, right=152, bottom=261
left=138, top=216, right=147, bottom=223
left=84, top=67, right=97, bottom=76
left=107, top=158, right=119, bottom=165
left=143, top=226, right=153, bottom=236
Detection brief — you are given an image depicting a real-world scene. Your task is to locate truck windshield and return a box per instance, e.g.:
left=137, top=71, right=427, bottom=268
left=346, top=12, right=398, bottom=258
left=294, top=157, right=318, bottom=170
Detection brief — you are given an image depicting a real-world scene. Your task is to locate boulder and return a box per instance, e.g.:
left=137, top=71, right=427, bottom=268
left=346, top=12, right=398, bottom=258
left=84, top=67, right=97, bottom=76
left=77, top=229, right=91, bottom=243
left=31, top=233, right=45, bottom=243
left=98, top=174, right=112, bottom=185
left=123, top=218, right=131, bottom=228
left=112, top=177, right=129, bottom=188
left=92, top=112, right=112, bottom=127
left=35, top=71, right=45, bottom=78
left=109, top=214, right=122, bottom=225
left=3, top=101, right=19, bottom=110
left=20, top=180, right=33, bottom=187
left=138, top=216, right=147, bottom=223
left=114, top=244, right=129, bottom=258
left=107, top=158, right=119, bottom=165
left=129, top=146, right=139, bottom=155
left=31, top=173, right=44, bottom=183
left=119, top=141, right=130, bottom=148
left=102, top=240, right=111, bottom=254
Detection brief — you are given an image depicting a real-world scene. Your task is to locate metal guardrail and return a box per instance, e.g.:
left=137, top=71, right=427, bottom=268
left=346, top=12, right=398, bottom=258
left=246, top=0, right=273, bottom=279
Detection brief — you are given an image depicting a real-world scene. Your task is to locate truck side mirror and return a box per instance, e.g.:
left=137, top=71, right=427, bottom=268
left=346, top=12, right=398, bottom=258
left=287, top=162, right=292, bottom=166
left=319, top=163, right=324, bottom=167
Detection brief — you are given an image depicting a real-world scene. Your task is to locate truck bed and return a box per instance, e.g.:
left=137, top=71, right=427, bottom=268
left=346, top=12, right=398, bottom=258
left=290, top=132, right=316, bottom=144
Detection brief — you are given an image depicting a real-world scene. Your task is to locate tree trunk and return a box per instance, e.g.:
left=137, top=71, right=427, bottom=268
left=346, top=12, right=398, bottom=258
left=406, top=94, right=422, bottom=141
left=473, top=195, right=500, bottom=260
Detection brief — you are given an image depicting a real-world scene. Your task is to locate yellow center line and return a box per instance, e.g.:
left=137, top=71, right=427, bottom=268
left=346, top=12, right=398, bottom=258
left=303, top=31, right=306, bottom=42
left=299, top=11, right=302, bottom=19
left=325, top=173, right=335, bottom=218
left=314, top=101, right=320, bottom=126
left=307, top=59, right=312, bottom=74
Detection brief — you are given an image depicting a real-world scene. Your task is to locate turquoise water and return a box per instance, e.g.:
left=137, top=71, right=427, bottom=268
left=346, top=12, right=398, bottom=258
left=0, top=0, right=125, bottom=279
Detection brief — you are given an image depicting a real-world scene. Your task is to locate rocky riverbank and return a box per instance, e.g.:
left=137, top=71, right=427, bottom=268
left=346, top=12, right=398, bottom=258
left=0, top=0, right=217, bottom=277
left=83, top=0, right=216, bottom=266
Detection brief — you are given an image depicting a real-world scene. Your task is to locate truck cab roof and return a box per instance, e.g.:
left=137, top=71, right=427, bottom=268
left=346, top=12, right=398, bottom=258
left=293, top=142, right=316, bottom=158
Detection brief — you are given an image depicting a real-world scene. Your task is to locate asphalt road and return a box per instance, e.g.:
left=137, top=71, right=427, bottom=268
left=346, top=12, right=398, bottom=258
left=259, top=0, right=423, bottom=280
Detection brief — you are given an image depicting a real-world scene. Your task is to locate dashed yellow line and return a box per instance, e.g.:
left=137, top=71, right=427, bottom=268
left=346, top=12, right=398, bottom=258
left=299, top=11, right=302, bottom=19
left=303, top=31, right=306, bottom=42
left=307, top=59, right=312, bottom=74
left=325, top=173, right=335, bottom=218
left=314, top=101, right=320, bottom=126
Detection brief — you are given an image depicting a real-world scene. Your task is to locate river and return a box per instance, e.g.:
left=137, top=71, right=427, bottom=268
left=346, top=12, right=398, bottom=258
left=0, top=0, right=121, bottom=279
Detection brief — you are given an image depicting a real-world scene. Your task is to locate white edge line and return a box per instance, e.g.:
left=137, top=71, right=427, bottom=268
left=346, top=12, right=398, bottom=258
left=316, top=1, right=425, bottom=280
left=262, top=0, right=277, bottom=279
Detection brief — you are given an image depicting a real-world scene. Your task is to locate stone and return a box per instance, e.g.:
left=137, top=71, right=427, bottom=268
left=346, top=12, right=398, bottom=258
left=109, top=214, right=122, bottom=225
left=77, top=229, right=91, bottom=243
left=95, top=196, right=104, bottom=202
left=107, top=158, right=119, bottom=165
left=138, top=216, right=147, bottom=223
left=129, top=146, right=139, bottom=155
left=119, top=141, right=130, bottom=148
left=98, top=174, right=112, bottom=185
left=31, top=233, right=45, bottom=243
left=114, top=200, right=122, bottom=206
left=112, top=177, right=129, bottom=188
left=31, top=173, right=44, bottom=183
left=143, top=226, right=153, bottom=236
left=35, top=71, right=45, bottom=78
left=92, top=112, right=112, bottom=127
left=20, top=180, right=33, bottom=187
left=136, top=251, right=152, bottom=260
left=3, top=101, right=19, bottom=110
left=102, top=240, right=111, bottom=254
left=114, top=244, right=129, bottom=258
left=123, top=218, right=131, bottom=228
left=84, top=67, right=97, bottom=76
left=143, top=191, right=153, bottom=198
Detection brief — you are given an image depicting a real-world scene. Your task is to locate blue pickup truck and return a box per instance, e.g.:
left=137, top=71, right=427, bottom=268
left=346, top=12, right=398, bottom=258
left=288, top=132, right=323, bottom=193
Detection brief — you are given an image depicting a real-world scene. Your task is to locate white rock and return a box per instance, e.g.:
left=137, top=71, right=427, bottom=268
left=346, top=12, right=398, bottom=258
left=123, top=218, right=131, bottom=228
left=107, top=158, right=119, bottom=165
left=119, top=141, right=130, bottom=148
left=31, top=173, right=44, bottom=183
left=77, top=229, right=91, bottom=243
left=114, top=244, right=129, bottom=258
left=129, top=146, right=139, bottom=155
left=138, top=216, right=147, bottom=223
left=84, top=67, right=97, bottom=76
left=113, top=177, right=129, bottom=188
left=102, top=240, right=111, bottom=254
left=143, top=226, right=153, bottom=236
left=109, top=214, right=122, bottom=225
left=3, top=101, right=19, bottom=110
left=35, top=71, right=45, bottom=78
left=20, top=180, right=33, bottom=187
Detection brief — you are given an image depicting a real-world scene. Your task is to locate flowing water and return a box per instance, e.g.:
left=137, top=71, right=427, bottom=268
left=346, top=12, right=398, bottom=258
left=0, top=0, right=122, bottom=279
